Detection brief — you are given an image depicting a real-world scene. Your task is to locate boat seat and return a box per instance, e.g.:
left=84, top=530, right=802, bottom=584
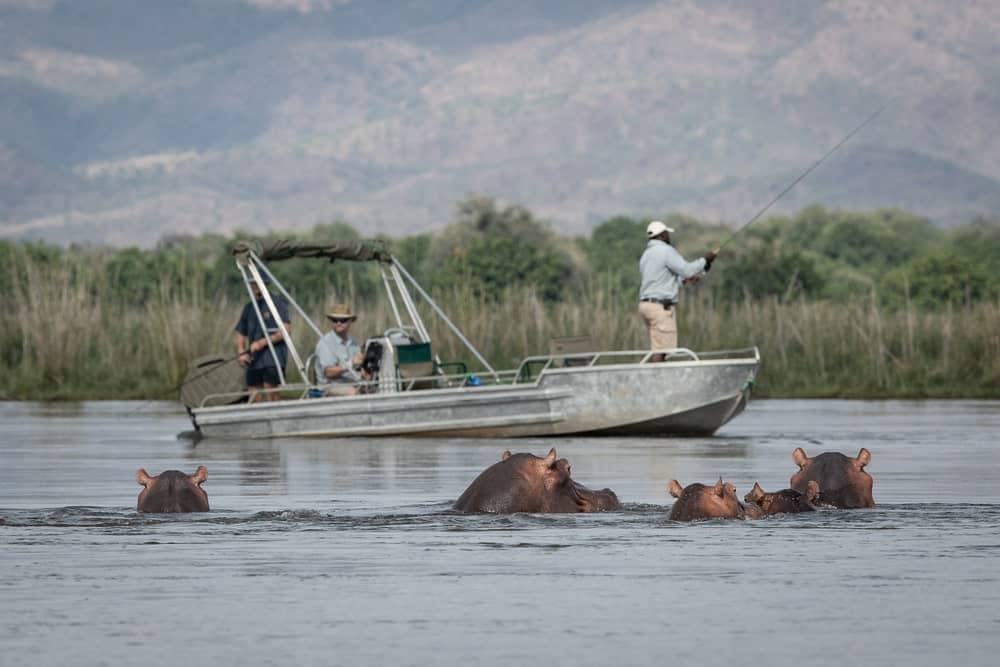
left=395, top=341, right=436, bottom=388
left=549, top=335, right=595, bottom=367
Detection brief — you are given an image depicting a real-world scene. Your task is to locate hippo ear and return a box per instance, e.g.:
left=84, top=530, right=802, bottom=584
left=191, top=466, right=208, bottom=485
left=501, top=450, right=511, bottom=461
left=792, top=447, right=810, bottom=469
left=806, top=480, right=820, bottom=503
left=543, top=448, right=557, bottom=465
left=135, top=469, right=153, bottom=487
left=856, top=448, right=871, bottom=469
left=667, top=479, right=684, bottom=498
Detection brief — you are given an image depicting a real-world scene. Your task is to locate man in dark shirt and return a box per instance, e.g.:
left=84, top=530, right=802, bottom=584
left=234, top=277, right=291, bottom=402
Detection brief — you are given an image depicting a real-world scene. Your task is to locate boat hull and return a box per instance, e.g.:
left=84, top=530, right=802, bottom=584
left=190, top=354, right=758, bottom=439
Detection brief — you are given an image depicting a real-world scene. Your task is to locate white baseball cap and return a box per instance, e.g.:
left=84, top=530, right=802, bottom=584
left=646, top=220, right=675, bottom=238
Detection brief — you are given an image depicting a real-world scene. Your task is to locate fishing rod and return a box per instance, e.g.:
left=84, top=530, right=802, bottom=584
left=715, top=98, right=894, bottom=253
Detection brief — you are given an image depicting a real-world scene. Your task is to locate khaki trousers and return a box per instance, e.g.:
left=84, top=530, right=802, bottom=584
left=322, top=383, right=359, bottom=397
left=639, top=301, right=677, bottom=351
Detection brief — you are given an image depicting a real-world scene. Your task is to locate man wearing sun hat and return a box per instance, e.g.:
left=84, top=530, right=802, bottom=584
left=314, top=303, right=366, bottom=396
left=639, top=220, right=719, bottom=362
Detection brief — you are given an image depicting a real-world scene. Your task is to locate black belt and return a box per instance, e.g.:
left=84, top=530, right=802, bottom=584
left=640, top=298, right=674, bottom=309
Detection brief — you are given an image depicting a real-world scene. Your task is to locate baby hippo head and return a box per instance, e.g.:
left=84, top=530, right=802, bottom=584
left=667, top=478, right=745, bottom=521
left=135, top=466, right=210, bottom=513
left=744, top=481, right=819, bottom=515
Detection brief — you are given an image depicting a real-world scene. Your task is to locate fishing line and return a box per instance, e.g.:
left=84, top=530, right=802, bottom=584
left=716, top=98, right=894, bottom=252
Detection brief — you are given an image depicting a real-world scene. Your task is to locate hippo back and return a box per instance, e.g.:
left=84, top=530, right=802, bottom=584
left=454, top=455, right=537, bottom=513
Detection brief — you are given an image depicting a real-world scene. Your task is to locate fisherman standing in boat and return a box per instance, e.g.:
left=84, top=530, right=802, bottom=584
left=235, top=276, right=292, bottom=402
left=639, top=220, right=718, bottom=362
left=314, top=304, right=366, bottom=396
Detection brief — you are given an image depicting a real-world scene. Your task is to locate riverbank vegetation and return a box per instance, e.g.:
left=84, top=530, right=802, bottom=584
left=2, top=199, right=998, bottom=400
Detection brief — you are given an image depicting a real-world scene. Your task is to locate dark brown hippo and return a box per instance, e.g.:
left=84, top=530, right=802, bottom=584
left=744, top=481, right=819, bottom=516
left=135, top=466, right=210, bottom=513
left=667, top=478, right=745, bottom=521
left=790, top=447, right=875, bottom=508
left=454, top=448, right=620, bottom=513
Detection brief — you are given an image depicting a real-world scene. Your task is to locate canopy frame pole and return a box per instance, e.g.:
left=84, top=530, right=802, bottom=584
left=241, top=261, right=307, bottom=384
left=390, top=263, right=432, bottom=343
left=250, top=253, right=324, bottom=340
left=378, top=264, right=405, bottom=330
left=392, top=258, right=498, bottom=380
left=238, top=263, right=287, bottom=386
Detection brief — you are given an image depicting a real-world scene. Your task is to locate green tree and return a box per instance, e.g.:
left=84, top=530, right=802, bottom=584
left=581, top=216, right=646, bottom=296
left=814, top=209, right=937, bottom=269
left=948, top=216, right=1000, bottom=295
left=425, top=196, right=576, bottom=301
left=276, top=237, right=382, bottom=308
left=714, top=244, right=826, bottom=302
left=881, top=250, right=993, bottom=308
left=105, top=247, right=167, bottom=304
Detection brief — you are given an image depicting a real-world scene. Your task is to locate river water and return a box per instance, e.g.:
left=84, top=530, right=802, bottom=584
left=1, top=399, right=999, bottom=666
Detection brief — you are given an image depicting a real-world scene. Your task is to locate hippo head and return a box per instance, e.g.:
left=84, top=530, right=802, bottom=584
left=790, top=447, right=874, bottom=509
left=454, top=448, right=620, bottom=514
left=667, top=478, right=745, bottom=521
left=575, top=482, right=621, bottom=512
left=135, top=466, right=210, bottom=513
left=744, top=481, right=819, bottom=515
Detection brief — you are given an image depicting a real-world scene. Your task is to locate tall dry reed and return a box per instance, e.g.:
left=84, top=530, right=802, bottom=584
left=3, top=269, right=998, bottom=399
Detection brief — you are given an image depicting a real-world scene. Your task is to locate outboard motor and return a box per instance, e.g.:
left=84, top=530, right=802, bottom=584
left=360, top=337, right=399, bottom=394
left=361, top=339, right=383, bottom=378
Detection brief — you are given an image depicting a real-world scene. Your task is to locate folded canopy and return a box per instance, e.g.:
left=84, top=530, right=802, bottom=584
left=232, top=238, right=392, bottom=264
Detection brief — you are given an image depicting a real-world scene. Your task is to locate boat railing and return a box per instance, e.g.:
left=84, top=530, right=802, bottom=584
left=512, top=345, right=759, bottom=384
left=195, top=346, right=760, bottom=406
left=692, top=346, right=761, bottom=362
left=195, top=369, right=525, bottom=408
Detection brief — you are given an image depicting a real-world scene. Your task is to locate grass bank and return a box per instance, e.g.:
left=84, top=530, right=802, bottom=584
left=2, top=263, right=998, bottom=400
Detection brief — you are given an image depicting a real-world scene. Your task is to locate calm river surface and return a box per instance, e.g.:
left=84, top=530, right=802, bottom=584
left=2, top=399, right=999, bottom=666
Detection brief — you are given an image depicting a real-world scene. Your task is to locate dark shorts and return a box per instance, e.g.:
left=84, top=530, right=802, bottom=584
left=246, top=366, right=283, bottom=387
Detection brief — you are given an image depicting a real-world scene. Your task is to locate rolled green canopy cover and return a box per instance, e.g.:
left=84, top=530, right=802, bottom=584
left=232, top=238, right=392, bottom=264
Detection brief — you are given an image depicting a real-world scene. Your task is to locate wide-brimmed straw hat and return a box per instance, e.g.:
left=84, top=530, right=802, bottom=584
left=326, top=304, right=356, bottom=321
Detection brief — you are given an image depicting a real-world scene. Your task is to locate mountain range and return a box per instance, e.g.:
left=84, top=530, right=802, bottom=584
left=1, top=0, right=998, bottom=246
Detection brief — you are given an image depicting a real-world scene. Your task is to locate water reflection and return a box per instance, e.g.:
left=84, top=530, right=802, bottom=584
left=189, top=437, right=289, bottom=492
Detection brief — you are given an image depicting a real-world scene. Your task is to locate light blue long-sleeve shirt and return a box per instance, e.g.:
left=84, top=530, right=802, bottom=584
left=638, top=240, right=706, bottom=302
left=314, top=332, right=362, bottom=385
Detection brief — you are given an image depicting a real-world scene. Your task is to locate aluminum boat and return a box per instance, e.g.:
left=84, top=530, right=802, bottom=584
left=181, top=239, right=759, bottom=438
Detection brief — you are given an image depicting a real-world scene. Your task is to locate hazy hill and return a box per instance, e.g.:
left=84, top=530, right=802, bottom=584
left=1, top=0, right=998, bottom=246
